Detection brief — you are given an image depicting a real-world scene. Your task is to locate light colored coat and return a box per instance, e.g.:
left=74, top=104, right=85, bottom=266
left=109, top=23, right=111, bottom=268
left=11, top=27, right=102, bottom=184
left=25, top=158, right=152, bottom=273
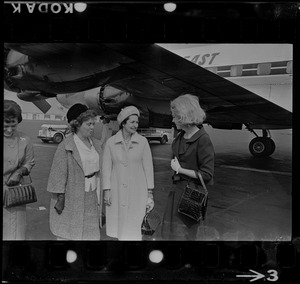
left=47, top=134, right=103, bottom=240
left=3, top=131, right=35, bottom=240
left=102, top=130, right=154, bottom=240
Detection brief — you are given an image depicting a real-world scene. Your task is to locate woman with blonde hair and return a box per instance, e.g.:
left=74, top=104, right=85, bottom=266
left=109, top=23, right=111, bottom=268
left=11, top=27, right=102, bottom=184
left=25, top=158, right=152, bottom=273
left=165, top=94, right=214, bottom=240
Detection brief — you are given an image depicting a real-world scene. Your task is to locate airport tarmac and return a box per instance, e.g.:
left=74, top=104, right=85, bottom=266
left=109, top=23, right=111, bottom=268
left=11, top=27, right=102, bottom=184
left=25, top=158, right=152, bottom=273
left=12, top=120, right=292, bottom=241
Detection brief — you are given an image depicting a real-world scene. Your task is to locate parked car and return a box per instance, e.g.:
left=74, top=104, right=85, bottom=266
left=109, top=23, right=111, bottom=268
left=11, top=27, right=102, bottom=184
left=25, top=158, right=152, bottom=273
left=137, top=128, right=170, bottom=144
left=38, top=124, right=70, bottom=144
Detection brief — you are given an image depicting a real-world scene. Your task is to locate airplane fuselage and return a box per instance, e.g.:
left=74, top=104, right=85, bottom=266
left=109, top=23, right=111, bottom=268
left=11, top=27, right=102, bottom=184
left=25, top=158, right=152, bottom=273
left=159, top=44, right=292, bottom=112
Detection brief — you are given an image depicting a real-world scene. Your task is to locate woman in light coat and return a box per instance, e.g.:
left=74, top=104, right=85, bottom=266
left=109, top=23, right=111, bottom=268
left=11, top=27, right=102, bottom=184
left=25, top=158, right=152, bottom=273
left=47, top=104, right=103, bottom=240
left=102, top=106, right=154, bottom=240
left=3, top=100, right=35, bottom=240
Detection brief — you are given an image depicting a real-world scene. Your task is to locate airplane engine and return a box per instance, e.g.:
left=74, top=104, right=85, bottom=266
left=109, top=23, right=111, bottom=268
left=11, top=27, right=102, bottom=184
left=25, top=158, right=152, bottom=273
left=57, top=86, right=133, bottom=116
left=98, top=85, right=132, bottom=114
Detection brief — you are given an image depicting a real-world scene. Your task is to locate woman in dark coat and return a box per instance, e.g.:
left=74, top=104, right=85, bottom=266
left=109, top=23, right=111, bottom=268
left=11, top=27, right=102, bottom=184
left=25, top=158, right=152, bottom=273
left=163, top=94, right=215, bottom=240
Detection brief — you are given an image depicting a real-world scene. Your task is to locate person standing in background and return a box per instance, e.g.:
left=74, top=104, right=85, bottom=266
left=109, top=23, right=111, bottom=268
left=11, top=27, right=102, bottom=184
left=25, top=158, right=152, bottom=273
left=102, top=106, right=155, bottom=240
left=3, top=100, right=35, bottom=240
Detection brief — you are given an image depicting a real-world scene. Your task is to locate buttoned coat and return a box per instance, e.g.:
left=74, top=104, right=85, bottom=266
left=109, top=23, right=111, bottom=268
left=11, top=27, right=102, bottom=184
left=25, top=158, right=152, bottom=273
left=3, top=131, right=35, bottom=240
left=47, top=134, right=103, bottom=240
left=162, top=126, right=215, bottom=240
left=172, top=126, right=214, bottom=185
left=102, top=130, right=154, bottom=240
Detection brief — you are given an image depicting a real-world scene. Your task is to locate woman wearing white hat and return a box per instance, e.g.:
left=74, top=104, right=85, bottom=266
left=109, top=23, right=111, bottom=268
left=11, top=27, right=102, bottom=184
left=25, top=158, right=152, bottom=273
left=102, top=106, right=155, bottom=240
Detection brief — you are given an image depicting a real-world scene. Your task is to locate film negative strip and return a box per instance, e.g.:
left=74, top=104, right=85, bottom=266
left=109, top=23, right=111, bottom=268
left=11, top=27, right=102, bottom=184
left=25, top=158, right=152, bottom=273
left=2, top=241, right=300, bottom=282
left=2, top=1, right=300, bottom=283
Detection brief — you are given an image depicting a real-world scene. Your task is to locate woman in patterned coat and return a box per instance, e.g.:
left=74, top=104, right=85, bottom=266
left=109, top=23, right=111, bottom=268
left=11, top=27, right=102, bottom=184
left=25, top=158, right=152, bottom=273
left=102, top=106, right=155, bottom=240
left=47, top=104, right=103, bottom=240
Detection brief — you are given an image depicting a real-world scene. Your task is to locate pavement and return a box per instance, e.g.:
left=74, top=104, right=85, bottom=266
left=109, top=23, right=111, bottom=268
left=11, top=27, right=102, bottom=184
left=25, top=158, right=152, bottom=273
left=14, top=119, right=292, bottom=241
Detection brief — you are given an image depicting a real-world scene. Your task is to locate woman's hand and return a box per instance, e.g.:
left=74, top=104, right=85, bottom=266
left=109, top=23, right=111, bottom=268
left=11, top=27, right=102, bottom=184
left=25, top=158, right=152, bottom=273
left=54, top=193, right=65, bottom=215
left=146, top=189, right=154, bottom=213
left=171, top=156, right=182, bottom=174
left=103, top=189, right=112, bottom=206
left=6, top=167, right=28, bottom=186
left=146, top=196, right=154, bottom=213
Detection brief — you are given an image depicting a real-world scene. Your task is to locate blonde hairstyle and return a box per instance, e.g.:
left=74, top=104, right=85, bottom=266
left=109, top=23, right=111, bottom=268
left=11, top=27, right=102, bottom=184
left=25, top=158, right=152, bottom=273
left=69, top=109, right=97, bottom=133
left=170, top=94, right=206, bottom=126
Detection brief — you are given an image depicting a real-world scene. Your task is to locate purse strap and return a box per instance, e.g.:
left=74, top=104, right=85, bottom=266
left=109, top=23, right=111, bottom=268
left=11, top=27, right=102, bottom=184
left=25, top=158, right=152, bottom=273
left=195, top=170, right=208, bottom=194
left=5, top=173, right=32, bottom=186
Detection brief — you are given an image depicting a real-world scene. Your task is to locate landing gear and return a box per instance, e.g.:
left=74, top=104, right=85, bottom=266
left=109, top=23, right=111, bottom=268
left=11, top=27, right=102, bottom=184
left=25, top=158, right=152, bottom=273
left=248, top=129, right=275, bottom=157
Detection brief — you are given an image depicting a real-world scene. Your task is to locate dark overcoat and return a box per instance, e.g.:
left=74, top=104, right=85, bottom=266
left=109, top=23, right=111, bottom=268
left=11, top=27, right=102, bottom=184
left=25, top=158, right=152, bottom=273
left=172, top=126, right=214, bottom=185
left=161, top=126, right=215, bottom=240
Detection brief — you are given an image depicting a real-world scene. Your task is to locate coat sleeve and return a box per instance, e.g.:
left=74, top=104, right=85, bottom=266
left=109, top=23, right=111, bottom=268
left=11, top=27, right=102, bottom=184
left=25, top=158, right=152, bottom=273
left=142, top=139, right=154, bottom=189
left=102, top=139, right=113, bottom=190
left=22, top=136, right=35, bottom=173
left=197, top=134, right=215, bottom=184
left=47, top=142, right=68, bottom=193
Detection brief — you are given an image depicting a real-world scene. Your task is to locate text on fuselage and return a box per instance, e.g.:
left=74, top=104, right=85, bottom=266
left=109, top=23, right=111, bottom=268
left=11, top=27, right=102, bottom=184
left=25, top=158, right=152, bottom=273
left=184, top=53, right=220, bottom=66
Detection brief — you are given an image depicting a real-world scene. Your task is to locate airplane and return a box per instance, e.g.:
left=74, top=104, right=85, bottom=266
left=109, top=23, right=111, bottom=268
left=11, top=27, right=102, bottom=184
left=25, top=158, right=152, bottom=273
left=4, top=43, right=292, bottom=157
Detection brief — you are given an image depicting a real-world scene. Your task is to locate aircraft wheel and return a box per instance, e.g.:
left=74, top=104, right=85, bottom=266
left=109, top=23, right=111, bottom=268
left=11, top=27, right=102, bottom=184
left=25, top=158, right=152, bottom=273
left=249, top=137, right=274, bottom=157
left=269, top=139, right=276, bottom=155
left=53, top=133, right=64, bottom=144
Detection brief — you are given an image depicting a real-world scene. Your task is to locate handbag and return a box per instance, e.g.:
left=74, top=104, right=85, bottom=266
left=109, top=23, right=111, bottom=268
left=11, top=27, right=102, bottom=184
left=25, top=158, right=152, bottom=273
left=3, top=175, right=37, bottom=208
left=178, top=171, right=208, bottom=222
left=141, top=209, right=162, bottom=235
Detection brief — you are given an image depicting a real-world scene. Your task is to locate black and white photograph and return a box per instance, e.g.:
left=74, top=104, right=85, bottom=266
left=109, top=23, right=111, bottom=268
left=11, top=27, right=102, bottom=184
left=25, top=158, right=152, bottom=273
left=3, top=42, right=292, bottom=241
left=3, top=1, right=299, bottom=283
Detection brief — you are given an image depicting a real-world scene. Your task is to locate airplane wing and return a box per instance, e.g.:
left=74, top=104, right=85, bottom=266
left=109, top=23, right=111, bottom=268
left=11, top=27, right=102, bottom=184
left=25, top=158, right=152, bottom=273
left=5, top=43, right=292, bottom=130
left=102, top=44, right=292, bottom=130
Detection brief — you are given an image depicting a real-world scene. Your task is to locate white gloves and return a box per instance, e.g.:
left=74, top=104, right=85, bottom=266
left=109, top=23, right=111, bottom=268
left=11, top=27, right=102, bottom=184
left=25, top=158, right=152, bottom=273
left=171, top=156, right=181, bottom=174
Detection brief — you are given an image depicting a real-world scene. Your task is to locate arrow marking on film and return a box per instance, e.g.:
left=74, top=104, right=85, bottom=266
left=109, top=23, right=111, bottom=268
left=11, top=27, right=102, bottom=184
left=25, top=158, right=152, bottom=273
left=236, top=269, right=265, bottom=282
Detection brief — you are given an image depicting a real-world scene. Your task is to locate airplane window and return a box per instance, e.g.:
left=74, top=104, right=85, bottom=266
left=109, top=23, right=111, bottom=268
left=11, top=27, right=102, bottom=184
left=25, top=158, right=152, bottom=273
left=230, top=65, right=243, bottom=77
left=257, top=63, right=271, bottom=75
left=287, top=61, right=293, bottom=74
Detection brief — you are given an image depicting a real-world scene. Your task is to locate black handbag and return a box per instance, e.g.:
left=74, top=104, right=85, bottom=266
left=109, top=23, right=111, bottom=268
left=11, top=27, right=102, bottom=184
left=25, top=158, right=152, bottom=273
left=178, top=171, right=208, bottom=222
left=3, top=175, right=37, bottom=208
left=141, top=209, right=162, bottom=235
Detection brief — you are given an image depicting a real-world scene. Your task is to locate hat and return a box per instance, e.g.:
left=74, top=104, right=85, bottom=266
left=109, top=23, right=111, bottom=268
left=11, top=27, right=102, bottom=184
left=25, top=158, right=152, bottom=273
left=117, top=106, right=140, bottom=125
left=67, top=103, right=88, bottom=123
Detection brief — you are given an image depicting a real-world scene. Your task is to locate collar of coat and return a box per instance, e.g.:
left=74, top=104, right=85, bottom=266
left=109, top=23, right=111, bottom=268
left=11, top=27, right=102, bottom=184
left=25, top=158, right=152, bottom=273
left=175, top=125, right=205, bottom=143
left=114, top=130, right=140, bottom=144
left=63, top=134, right=102, bottom=172
left=64, top=134, right=101, bottom=151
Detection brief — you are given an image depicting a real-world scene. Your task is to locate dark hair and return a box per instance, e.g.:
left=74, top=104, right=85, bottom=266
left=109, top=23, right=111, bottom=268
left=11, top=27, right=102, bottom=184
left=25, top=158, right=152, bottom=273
left=3, top=100, right=22, bottom=123
left=69, top=109, right=97, bottom=133
left=119, top=114, right=139, bottom=130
